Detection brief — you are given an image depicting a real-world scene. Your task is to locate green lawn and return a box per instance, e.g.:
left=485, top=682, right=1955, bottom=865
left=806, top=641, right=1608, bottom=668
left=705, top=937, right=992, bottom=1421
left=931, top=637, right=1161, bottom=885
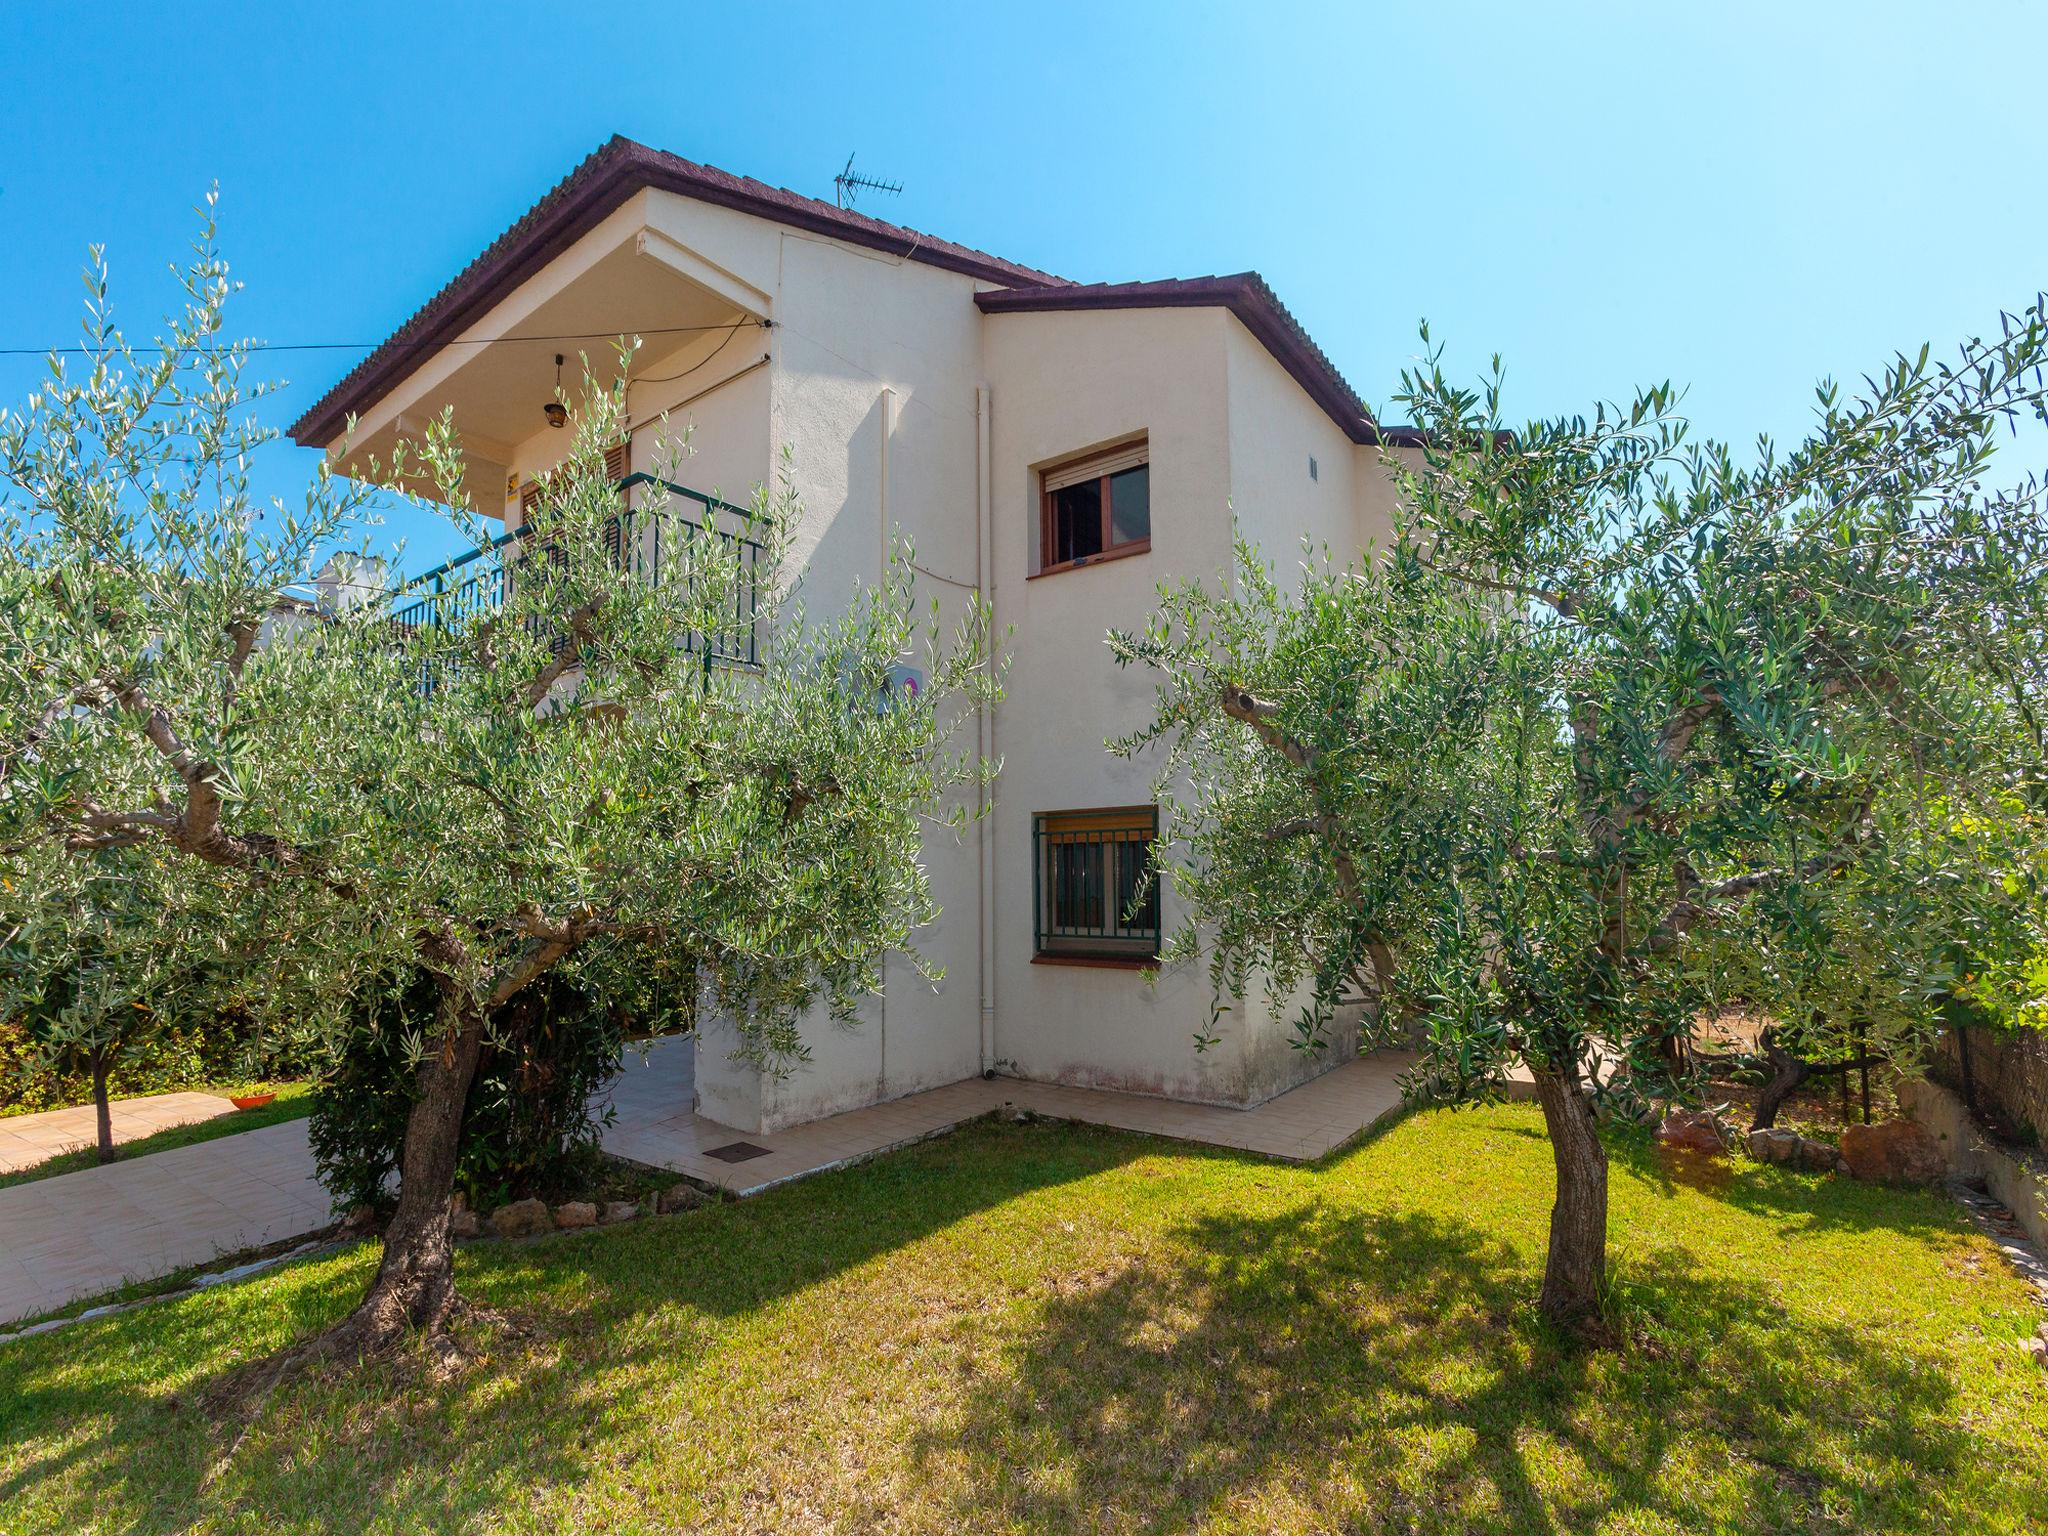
left=1, top=1104, right=2043, bottom=1534
left=0, top=1085, right=313, bottom=1190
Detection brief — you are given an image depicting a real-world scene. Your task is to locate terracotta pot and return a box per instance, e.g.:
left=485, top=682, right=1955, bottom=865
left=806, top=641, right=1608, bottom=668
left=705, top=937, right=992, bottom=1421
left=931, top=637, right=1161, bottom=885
left=229, top=1092, right=275, bottom=1110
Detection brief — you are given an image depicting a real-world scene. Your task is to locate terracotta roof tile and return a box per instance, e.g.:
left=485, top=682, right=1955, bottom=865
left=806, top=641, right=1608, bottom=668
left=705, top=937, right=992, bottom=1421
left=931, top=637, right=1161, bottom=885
left=290, top=142, right=1415, bottom=455
left=975, top=274, right=1417, bottom=447
left=290, top=136, right=1069, bottom=446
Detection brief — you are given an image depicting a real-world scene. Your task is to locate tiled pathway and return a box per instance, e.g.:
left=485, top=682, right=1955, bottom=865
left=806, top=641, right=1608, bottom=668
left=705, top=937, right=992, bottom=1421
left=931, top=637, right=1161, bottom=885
left=3, top=1038, right=1419, bottom=1326
left=0, top=1091, right=240, bottom=1174
left=0, top=1119, right=328, bottom=1326
left=601, top=1035, right=1417, bottom=1196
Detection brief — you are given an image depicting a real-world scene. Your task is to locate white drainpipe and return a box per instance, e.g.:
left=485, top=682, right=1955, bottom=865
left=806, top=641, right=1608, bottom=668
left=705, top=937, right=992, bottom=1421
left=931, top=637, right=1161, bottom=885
left=878, top=386, right=896, bottom=1096
left=976, top=384, right=998, bottom=1076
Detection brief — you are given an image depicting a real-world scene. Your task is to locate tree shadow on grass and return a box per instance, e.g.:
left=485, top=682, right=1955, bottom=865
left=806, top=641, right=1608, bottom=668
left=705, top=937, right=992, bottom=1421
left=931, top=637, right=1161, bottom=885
left=913, top=1202, right=1988, bottom=1536
left=0, top=1118, right=1147, bottom=1534
left=1602, top=1123, right=1971, bottom=1243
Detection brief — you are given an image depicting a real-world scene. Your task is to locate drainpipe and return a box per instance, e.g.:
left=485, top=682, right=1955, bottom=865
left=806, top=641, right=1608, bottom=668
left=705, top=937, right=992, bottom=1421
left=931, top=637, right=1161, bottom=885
left=878, top=387, right=895, bottom=1097
left=976, top=384, right=998, bottom=1076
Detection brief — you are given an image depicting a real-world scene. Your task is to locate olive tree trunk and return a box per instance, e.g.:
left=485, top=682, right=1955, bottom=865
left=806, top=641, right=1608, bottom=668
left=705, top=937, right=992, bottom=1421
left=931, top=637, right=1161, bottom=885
left=325, top=988, right=485, bottom=1355
left=90, top=1047, right=114, bottom=1164
left=1529, top=1061, right=1609, bottom=1335
left=1750, top=1025, right=1810, bottom=1130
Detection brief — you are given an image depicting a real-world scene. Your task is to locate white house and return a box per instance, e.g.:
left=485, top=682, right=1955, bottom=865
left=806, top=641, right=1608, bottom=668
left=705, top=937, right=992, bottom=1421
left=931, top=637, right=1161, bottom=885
left=291, top=137, right=1418, bottom=1135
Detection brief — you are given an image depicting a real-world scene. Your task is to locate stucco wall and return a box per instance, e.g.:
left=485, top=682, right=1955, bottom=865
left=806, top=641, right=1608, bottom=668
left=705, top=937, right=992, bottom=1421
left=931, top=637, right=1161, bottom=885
left=681, top=207, right=991, bottom=1131
left=1215, top=321, right=1395, bottom=1098
left=355, top=177, right=1418, bottom=1130
left=981, top=305, right=1266, bottom=1103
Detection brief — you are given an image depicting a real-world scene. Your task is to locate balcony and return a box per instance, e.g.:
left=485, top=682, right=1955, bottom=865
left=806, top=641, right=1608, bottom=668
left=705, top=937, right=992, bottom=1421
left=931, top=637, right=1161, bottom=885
left=387, top=473, right=764, bottom=668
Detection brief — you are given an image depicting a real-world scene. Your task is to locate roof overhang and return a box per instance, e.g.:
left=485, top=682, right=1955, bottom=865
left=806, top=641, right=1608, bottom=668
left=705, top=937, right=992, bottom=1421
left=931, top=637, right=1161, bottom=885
left=976, top=274, right=1422, bottom=449
left=290, top=137, right=1067, bottom=450
left=309, top=199, right=765, bottom=511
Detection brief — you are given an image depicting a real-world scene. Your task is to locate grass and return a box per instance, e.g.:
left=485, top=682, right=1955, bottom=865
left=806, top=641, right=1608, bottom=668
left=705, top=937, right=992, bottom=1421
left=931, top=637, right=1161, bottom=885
left=0, top=1085, right=313, bottom=1191
left=1, top=1104, right=2043, bottom=1534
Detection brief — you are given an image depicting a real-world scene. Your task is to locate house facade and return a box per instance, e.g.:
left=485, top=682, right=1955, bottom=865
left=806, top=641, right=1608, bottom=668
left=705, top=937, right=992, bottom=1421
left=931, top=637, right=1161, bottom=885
left=290, top=137, right=1416, bottom=1135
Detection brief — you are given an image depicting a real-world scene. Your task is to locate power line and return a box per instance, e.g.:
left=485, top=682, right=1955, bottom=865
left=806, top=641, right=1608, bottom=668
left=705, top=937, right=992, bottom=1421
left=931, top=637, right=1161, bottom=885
left=628, top=319, right=756, bottom=387
left=0, top=318, right=772, bottom=359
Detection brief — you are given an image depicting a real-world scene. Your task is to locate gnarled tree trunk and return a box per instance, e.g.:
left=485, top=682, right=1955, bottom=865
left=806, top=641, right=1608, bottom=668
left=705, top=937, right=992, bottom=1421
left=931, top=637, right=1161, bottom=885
left=322, top=987, right=485, bottom=1358
left=1750, top=1025, right=1810, bottom=1130
left=1529, top=1060, right=1609, bottom=1336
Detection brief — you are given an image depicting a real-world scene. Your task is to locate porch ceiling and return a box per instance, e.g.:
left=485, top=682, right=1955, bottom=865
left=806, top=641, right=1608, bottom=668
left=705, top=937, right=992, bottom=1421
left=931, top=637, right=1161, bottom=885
left=328, top=236, right=754, bottom=509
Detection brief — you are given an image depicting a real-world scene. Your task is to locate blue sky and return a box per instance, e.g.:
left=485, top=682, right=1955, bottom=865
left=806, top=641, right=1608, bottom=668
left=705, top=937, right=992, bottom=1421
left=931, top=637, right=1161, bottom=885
left=2, top=1, right=2043, bottom=576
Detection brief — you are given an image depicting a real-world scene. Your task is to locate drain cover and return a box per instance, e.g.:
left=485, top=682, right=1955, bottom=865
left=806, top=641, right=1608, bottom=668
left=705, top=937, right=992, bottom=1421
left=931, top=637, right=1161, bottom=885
left=703, top=1140, right=774, bottom=1163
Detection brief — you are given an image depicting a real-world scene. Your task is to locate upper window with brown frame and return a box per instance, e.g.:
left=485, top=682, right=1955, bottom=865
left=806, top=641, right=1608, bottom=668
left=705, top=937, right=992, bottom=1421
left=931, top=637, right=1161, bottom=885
left=1039, top=439, right=1149, bottom=574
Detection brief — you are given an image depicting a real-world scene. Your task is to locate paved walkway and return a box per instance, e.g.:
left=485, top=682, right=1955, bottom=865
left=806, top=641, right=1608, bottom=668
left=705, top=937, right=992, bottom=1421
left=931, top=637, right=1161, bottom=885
left=3, top=1039, right=1418, bottom=1326
left=0, top=1119, right=327, bottom=1326
left=0, top=1091, right=241, bottom=1174
left=601, top=1035, right=1416, bottom=1196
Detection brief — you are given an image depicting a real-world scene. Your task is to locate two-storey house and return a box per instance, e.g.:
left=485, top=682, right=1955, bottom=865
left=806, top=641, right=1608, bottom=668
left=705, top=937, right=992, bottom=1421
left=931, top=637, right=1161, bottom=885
left=290, top=137, right=1416, bottom=1135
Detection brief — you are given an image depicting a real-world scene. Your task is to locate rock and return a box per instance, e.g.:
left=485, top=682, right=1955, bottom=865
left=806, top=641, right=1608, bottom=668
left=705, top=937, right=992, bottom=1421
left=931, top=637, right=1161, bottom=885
left=1657, top=1109, right=1727, bottom=1154
left=601, top=1201, right=639, bottom=1224
left=449, top=1207, right=480, bottom=1240
left=490, top=1197, right=553, bottom=1238
left=1839, top=1119, right=1947, bottom=1185
left=1746, top=1127, right=1801, bottom=1164
left=342, top=1204, right=378, bottom=1234
left=657, top=1183, right=710, bottom=1214
left=2024, top=1335, right=2048, bottom=1370
left=554, top=1200, right=597, bottom=1230
left=1796, top=1136, right=1842, bottom=1173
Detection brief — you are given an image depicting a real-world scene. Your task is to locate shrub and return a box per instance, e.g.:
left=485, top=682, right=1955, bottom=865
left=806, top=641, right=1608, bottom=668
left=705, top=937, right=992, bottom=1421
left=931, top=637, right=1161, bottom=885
left=0, top=1010, right=318, bottom=1117
left=309, top=971, right=624, bottom=1214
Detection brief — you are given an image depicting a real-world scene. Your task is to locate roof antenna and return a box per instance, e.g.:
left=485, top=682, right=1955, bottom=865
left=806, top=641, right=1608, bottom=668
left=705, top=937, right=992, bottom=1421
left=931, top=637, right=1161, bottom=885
left=834, top=153, right=903, bottom=210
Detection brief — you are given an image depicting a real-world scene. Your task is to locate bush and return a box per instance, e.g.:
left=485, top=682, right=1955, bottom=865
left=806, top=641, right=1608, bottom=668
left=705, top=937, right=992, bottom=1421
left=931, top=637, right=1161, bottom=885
left=309, top=971, right=624, bottom=1214
left=0, top=1011, right=317, bottom=1117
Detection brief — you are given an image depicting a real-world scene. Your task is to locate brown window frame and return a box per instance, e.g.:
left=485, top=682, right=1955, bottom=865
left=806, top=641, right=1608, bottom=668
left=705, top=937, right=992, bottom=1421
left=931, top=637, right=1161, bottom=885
left=1034, top=440, right=1150, bottom=578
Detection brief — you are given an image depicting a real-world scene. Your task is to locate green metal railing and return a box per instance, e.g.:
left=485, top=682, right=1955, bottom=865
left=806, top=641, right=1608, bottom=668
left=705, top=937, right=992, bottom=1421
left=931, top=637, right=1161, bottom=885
left=387, top=474, right=764, bottom=667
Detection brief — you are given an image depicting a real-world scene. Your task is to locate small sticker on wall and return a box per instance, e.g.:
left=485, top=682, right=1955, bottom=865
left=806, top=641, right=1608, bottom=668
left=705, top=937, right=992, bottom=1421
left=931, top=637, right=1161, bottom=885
left=1308, top=455, right=1319, bottom=482
left=884, top=663, right=923, bottom=707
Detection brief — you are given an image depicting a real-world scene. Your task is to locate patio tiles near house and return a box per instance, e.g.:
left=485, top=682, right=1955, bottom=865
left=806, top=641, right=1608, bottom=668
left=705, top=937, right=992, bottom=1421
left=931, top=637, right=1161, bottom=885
left=599, top=1035, right=1418, bottom=1197
left=1, top=1038, right=1418, bottom=1327
left=0, top=1119, right=329, bottom=1327
left=0, top=1091, right=241, bottom=1175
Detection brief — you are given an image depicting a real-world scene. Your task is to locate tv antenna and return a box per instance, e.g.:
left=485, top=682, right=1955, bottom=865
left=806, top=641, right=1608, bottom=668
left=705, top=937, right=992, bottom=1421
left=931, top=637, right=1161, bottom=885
left=834, top=153, right=903, bottom=210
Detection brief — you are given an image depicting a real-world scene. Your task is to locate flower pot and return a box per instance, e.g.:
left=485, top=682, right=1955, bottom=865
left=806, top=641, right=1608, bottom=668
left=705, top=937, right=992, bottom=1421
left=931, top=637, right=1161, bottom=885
left=229, top=1092, right=275, bottom=1110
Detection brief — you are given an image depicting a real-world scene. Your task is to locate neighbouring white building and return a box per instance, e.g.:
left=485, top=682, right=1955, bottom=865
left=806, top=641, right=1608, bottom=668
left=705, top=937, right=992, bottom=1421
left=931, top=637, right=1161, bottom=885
left=291, top=137, right=1418, bottom=1135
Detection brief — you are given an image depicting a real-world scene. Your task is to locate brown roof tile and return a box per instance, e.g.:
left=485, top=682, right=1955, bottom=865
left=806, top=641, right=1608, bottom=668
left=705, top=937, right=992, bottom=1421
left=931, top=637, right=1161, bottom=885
left=290, top=142, right=1415, bottom=455
left=975, top=275, right=1417, bottom=448
left=290, top=136, right=1069, bottom=447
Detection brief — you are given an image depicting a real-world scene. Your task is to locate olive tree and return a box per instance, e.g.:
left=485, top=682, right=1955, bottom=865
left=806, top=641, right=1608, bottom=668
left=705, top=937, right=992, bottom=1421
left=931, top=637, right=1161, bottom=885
left=1117, top=306, right=2048, bottom=1334
left=0, top=847, right=246, bottom=1158
left=0, top=207, right=995, bottom=1361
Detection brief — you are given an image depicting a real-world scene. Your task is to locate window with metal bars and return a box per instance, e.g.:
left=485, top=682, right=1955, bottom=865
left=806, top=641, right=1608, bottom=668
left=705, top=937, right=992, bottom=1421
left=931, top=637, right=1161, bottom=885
left=1033, top=807, right=1160, bottom=962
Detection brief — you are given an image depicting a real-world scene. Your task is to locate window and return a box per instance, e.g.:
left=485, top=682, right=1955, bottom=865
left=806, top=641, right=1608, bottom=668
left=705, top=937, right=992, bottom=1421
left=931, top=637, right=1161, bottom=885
left=1033, top=807, right=1160, bottom=963
left=520, top=441, right=631, bottom=523
left=1039, top=440, right=1149, bottom=573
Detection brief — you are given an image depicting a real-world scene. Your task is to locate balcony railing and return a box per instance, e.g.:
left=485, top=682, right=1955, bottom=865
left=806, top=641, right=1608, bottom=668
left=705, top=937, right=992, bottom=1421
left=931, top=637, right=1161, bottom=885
left=387, top=474, right=764, bottom=668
